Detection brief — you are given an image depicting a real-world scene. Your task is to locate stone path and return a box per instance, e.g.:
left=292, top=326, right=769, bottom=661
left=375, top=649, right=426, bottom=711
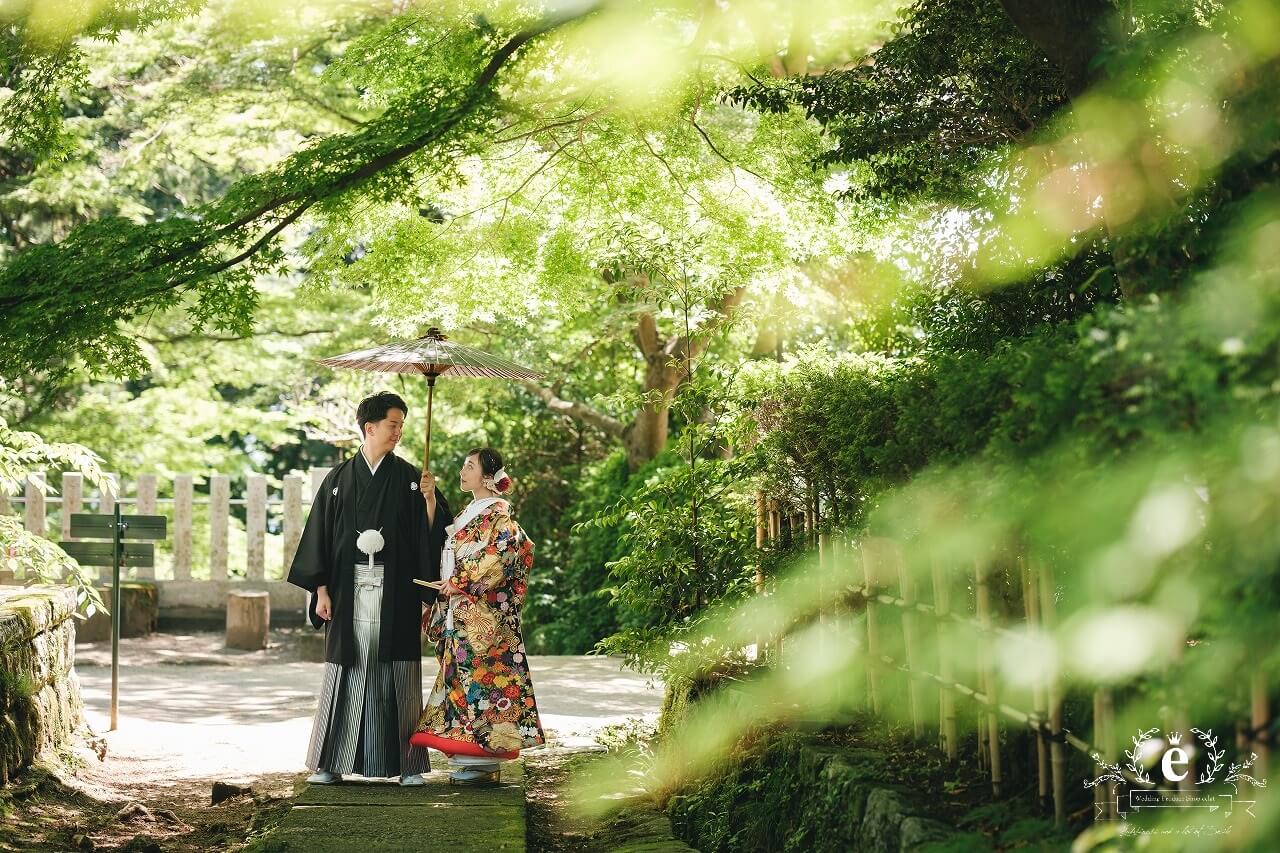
left=274, top=768, right=528, bottom=852
left=74, top=633, right=667, bottom=850
left=77, top=637, right=662, bottom=782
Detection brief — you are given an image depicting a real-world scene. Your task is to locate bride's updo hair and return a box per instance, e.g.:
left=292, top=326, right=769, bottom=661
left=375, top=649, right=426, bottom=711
left=468, top=447, right=511, bottom=494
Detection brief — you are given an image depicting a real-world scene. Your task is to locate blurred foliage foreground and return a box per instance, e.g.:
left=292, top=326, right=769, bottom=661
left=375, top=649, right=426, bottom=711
left=0, top=0, right=1278, bottom=847
left=566, top=4, right=1280, bottom=851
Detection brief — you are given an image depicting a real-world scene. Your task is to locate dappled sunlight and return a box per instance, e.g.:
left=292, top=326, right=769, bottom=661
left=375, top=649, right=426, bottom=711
left=2, top=0, right=1278, bottom=848
left=79, top=661, right=321, bottom=725
left=73, top=651, right=660, bottom=782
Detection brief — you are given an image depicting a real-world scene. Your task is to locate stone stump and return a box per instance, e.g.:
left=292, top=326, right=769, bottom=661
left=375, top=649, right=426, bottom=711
left=225, top=590, right=269, bottom=651
left=76, top=582, right=158, bottom=643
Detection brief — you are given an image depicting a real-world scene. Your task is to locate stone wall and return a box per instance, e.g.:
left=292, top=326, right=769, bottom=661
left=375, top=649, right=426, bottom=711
left=157, top=580, right=307, bottom=629
left=659, top=678, right=995, bottom=852
left=667, top=732, right=987, bottom=852
left=0, top=585, right=83, bottom=784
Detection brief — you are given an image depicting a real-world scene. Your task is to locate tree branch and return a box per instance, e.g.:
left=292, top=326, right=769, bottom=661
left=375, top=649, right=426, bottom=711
left=0, top=6, right=600, bottom=379
left=634, top=311, right=661, bottom=358
left=137, top=326, right=335, bottom=344
left=521, top=381, right=626, bottom=437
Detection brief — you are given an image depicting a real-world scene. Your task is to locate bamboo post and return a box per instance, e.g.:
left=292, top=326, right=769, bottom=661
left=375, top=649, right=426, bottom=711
left=173, top=474, right=193, bottom=579
left=899, top=546, right=923, bottom=740
left=755, top=491, right=766, bottom=551
left=24, top=472, right=45, bottom=535
left=0, top=488, right=9, bottom=583
left=862, top=539, right=882, bottom=716
left=814, top=491, right=829, bottom=680
left=282, top=474, right=304, bottom=577
left=978, top=704, right=990, bottom=772
left=932, top=559, right=958, bottom=761
left=1252, top=672, right=1270, bottom=782
left=975, top=566, right=989, bottom=774
left=975, top=559, right=1003, bottom=798
left=818, top=533, right=831, bottom=598
left=754, top=490, right=767, bottom=663
left=1093, top=690, right=1107, bottom=820
left=210, top=474, right=230, bottom=580
left=1101, top=689, right=1117, bottom=820
left=246, top=475, right=266, bottom=581
left=768, top=499, right=783, bottom=663
left=1038, top=559, right=1067, bottom=825
left=812, top=484, right=821, bottom=544
left=60, top=472, right=83, bottom=541
left=134, top=474, right=157, bottom=580
left=1021, top=556, right=1050, bottom=811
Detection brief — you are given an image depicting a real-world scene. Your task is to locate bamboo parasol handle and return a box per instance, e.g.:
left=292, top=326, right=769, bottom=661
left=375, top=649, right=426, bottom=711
left=423, top=373, right=436, bottom=473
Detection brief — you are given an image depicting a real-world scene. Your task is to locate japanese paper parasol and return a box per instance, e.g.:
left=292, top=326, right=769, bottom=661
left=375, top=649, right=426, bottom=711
left=318, top=328, right=543, bottom=472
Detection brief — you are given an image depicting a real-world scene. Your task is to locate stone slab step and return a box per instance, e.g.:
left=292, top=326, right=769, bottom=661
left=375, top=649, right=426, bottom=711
left=265, top=762, right=525, bottom=851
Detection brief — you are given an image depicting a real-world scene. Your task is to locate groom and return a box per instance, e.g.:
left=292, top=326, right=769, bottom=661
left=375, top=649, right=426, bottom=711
left=287, top=391, right=452, bottom=785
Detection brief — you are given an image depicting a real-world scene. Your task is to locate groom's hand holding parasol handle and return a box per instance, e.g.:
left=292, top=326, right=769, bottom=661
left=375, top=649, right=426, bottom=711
left=421, top=469, right=437, bottom=526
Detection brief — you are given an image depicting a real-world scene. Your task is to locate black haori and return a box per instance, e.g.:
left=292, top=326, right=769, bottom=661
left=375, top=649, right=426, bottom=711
left=288, top=451, right=451, bottom=775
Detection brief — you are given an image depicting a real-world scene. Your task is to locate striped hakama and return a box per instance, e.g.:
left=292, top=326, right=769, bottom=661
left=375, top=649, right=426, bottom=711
left=305, top=563, right=429, bottom=777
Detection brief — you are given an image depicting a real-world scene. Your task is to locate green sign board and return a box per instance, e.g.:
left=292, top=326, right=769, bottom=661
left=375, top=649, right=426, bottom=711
left=59, top=510, right=167, bottom=732
left=60, top=540, right=155, bottom=568
left=68, top=513, right=167, bottom=540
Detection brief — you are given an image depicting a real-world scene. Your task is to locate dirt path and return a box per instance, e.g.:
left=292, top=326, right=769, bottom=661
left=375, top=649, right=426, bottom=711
left=1, top=630, right=663, bottom=852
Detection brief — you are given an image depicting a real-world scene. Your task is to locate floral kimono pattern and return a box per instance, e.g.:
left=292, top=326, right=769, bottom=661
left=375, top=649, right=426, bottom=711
left=417, top=500, right=545, bottom=753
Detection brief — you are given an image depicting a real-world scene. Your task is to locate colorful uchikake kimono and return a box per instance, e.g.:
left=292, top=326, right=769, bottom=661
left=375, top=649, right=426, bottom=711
left=416, top=497, right=545, bottom=753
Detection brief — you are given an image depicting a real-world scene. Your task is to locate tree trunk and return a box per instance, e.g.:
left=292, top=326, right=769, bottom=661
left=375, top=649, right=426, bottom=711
left=531, top=282, right=745, bottom=471
left=622, top=310, right=684, bottom=470
left=619, top=287, right=746, bottom=470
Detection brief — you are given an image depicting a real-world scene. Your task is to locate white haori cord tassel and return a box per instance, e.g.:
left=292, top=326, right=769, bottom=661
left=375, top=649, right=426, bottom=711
left=356, top=528, right=385, bottom=572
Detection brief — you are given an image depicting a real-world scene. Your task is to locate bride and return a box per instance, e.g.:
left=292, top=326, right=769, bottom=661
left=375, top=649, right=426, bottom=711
left=417, top=447, right=545, bottom=781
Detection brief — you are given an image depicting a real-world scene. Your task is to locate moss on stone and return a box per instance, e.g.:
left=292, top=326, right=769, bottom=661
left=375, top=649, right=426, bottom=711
left=0, top=588, right=81, bottom=784
left=667, top=730, right=993, bottom=853
left=0, top=669, right=38, bottom=699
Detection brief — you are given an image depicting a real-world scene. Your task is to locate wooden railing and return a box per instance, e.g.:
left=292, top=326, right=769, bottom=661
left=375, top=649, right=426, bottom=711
left=1, top=469, right=331, bottom=585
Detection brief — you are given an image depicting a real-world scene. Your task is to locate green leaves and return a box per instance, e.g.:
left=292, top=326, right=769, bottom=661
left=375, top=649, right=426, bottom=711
left=0, top=417, right=109, bottom=613
left=730, top=0, right=1068, bottom=204
left=0, top=10, right=552, bottom=383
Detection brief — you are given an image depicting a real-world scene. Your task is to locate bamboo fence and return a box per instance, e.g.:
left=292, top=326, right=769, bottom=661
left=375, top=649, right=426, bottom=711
left=753, top=489, right=1274, bottom=826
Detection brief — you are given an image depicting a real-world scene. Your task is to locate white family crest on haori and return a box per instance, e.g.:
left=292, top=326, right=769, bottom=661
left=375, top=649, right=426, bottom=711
left=356, top=528, right=385, bottom=571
